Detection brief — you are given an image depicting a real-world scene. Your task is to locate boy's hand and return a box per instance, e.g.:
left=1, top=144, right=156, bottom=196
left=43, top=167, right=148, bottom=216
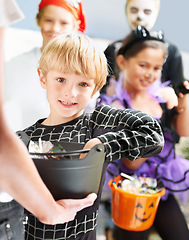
left=80, top=138, right=102, bottom=158
left=56, top=193, right=97, bottom=223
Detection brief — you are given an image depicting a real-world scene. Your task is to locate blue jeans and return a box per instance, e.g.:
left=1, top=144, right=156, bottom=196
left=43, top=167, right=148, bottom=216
left=0, top=200, right=24, bottom=240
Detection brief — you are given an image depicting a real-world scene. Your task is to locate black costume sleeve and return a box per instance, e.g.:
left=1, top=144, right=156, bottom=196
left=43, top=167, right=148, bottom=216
left=162, top=41, right=185, bottom=89
left=90, top=105, right=164, bottom=163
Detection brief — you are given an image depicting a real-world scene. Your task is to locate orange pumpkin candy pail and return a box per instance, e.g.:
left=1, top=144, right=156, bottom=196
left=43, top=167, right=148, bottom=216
left=108, top=175, right=165, bottom=231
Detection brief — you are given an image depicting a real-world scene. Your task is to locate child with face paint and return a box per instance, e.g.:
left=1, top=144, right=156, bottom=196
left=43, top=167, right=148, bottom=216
left=100, top=26, right=189, bottom=240
left=126, top=0, right=160, bottom=31
left=4, top=0, right=86, bottom=131
left=102, top=0, right=185, bottom=97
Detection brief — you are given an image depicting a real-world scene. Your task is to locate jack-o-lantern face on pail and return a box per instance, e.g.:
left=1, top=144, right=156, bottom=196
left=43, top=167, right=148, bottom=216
left=135, top=202, right=154, bottom=222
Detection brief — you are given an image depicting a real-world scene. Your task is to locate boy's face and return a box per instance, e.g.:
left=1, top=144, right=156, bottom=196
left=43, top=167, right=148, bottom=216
left=38, top=5, right=79, bottom=49
left=126, top=0, right=159, bottom=31
left=39, top=70, right=96, bottom=125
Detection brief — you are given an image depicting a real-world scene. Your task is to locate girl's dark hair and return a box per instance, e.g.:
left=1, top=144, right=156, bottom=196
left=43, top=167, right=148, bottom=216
left=114, top=29, right=168, bottom=79
left=118, top=30, right=168, bottom=59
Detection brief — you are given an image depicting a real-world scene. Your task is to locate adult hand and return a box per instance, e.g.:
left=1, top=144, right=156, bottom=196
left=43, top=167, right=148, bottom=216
left=55, top=193, right=97, bottom=224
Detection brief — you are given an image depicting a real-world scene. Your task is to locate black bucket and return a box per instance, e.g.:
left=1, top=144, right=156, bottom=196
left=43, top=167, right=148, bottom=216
left=30, top=141, right=105, bottom=200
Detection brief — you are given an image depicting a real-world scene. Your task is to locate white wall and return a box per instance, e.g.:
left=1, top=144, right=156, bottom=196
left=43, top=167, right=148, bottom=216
left=11, top=0, right=189, bottom=51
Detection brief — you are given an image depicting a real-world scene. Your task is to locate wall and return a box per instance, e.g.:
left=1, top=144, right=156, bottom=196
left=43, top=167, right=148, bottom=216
left=11, top=0, right=189, bottom=51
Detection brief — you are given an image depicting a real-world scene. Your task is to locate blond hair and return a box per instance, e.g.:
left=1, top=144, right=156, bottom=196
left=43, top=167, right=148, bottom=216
left=38, top=33, right=108, bottom=94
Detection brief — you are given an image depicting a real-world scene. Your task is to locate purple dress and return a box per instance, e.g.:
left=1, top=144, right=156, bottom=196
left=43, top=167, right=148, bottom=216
left=100, top=76, right=189, bottom=204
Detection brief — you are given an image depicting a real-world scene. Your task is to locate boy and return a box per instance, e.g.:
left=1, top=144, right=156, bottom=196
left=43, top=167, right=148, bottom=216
left=23, top=33, right=164, bottom=240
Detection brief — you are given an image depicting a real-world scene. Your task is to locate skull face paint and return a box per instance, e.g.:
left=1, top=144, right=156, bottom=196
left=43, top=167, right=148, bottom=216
left=125, top=0, right=160, bottom=30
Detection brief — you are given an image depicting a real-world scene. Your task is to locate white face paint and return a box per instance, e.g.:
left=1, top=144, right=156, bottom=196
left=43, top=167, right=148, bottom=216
left=126, top=0, right=159, bottom=31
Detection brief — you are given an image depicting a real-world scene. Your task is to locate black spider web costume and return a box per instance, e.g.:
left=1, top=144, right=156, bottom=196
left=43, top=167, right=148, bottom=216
left=22, top=105, right=163, bottom=240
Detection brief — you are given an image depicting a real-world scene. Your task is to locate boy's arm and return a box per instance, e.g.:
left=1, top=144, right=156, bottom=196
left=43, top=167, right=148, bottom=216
left=91, top=105, right=164, bottom=162
left=82, top=140, right=148, bottom=170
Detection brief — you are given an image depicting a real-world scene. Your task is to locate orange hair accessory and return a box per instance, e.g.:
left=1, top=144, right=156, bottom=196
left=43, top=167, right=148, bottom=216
left=38, top=0, right=86, bottom=33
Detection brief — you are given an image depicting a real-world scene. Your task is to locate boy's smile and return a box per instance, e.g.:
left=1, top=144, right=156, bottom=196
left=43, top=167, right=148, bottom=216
left=39, top=70, right=96, bottom=125
left=59, top=100, right=77, bottom=107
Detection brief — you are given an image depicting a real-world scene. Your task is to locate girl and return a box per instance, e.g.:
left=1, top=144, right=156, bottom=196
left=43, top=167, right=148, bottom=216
left=100, top=25, right=189, bottom=240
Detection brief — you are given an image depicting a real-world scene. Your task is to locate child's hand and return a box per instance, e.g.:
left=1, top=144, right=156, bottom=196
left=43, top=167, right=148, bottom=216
left=174, top=79, right=189, bottom=96
left=158, top=87, right=178, bottom=109
left=56, top=193, right=97, bottom=223
left=177, top=80, right=189, bottom=113
left=179, top=80, right=189, bottom=96
left=80, top=138, right=102, bottom=159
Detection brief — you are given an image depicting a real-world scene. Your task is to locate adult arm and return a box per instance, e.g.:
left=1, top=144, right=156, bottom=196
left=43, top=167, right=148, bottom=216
left=0, top=27, right=4, bottom=107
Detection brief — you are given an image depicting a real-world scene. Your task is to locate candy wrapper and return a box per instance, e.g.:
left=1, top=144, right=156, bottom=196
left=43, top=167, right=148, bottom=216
left=116, top=173, right=164, bottom=195
left=29, top=139, right=67, bottom=159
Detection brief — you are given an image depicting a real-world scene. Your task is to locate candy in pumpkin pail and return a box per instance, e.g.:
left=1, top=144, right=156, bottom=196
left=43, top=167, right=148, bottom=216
left=109, top=175, right=165, bottom=231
